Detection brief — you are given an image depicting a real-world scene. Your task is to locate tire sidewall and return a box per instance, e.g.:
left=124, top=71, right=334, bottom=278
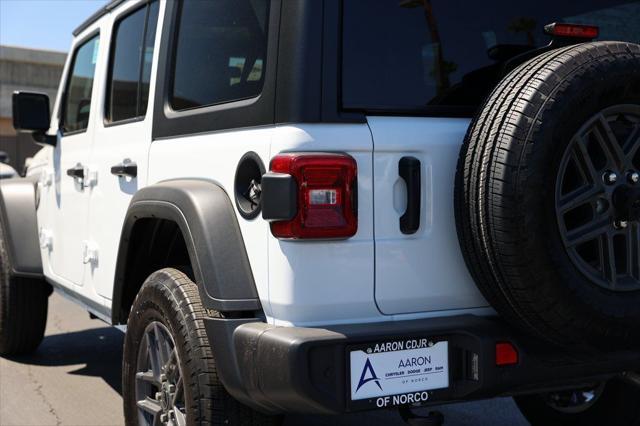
left=123, top=271, right=196, bottom=426
left=521, top=52, right=640, bottom=343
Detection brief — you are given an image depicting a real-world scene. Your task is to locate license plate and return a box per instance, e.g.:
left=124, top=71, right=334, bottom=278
left=349, top=339, right=449, bottom=401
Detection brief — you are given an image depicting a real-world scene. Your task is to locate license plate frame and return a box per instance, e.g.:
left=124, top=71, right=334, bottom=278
left=347, top=337, right=450, bottom=410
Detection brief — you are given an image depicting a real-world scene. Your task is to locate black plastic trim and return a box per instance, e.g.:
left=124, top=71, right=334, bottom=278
left=151, top=0, right=281, bottom=139
left=320, top=0, right=366, bottom=124
left=261, top=172, right=297, bottom=221
left=73, top=0, right=126, bottom=36
left=59, top=30, right=100, bottom=135
left=234, top=152, right=266, bottom=220
left=112, top=179, right=261, bottom=324
left=274, top=0, right=365, bottom=125
left=203, top=317, right=280, bottom=413
left=211, top=315, right=640, bottom=415
left=110, top=161, right=137, bottom=178
left=399, top=157, right=421, bottom=235
left=103, top=0, right=157, bottom=127
left=0, top=177, right=43, bottom=278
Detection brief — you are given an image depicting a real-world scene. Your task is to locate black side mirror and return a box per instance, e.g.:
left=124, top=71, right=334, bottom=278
left=12, top=91, right=56, bottom=146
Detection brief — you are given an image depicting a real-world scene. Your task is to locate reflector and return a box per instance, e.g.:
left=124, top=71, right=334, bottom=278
left=544, top=22, right=599, bottom=39
left=495, top=342, right=519, bottom=366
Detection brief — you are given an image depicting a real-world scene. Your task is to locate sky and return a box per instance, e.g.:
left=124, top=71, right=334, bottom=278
left=0, top=0, right=109, bottom=52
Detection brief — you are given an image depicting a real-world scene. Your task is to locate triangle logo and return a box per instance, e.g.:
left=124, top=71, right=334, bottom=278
left=356, top=358, right=383, bottom=393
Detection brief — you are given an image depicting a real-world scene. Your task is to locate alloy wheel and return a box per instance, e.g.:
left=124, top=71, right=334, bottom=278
left=556, top=105, right=640, bottom=291
left=135, top=321, right=187, bottom=426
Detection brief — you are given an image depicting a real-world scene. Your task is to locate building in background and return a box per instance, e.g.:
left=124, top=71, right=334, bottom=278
left=0, top=45, right=66, bottom=172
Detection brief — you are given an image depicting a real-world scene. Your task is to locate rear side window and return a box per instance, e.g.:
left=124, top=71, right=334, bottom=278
left=62, top=34, right=100, bottom=133
left=106, top=1, right=159, bottom=123
left=342, top=0, right=640, bottom=115
left=170, top=0, right=270, bottom=111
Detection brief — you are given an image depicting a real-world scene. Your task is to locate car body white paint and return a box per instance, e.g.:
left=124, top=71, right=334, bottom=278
left=368, top=116, right=488, bottom=315
left=86, top=0, right=163, bottom=302
left=36, top=18, right=106, bottom=307
left=30, top=0, right=493, bottom=328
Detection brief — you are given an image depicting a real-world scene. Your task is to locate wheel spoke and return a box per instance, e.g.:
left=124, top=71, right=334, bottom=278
left=565, top=217, right=611, bottom=248
left=136, top=370, right=160, bottom=387
left=558, top=185, right=602, bottom=213
left=595, top=115, right=627, bottom=171
left=628, top=224, right=640, bottom=280
left=173, top=409, right=187, bottom=426
left=623, top=128, right=640, bottom=160
left=557, top=107, right=640, bottom=291
left=171, top=376, right=183, bottom=407
left=137, top=397, right=162, bottom=419
left=599, top=234, right=617, bottom=288
left=145, top=330, right=162, bottom=382
left=572, top=137, right=600, bottom=184
left=164, top=348, right=177, bottom=376
left=154, top=322, right=170, bottom=368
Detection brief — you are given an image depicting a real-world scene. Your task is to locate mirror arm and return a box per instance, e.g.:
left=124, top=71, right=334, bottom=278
left=31, top=131, right=57, bottom=147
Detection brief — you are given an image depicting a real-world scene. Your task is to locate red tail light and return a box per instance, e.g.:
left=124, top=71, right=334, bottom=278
left=544, top=23, right=599, bottom=39
left=495, top=342, right=519, bottom=366
left=269, top=153, right=357, bottom=239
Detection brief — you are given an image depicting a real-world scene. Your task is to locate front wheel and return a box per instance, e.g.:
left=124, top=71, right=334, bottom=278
left=122, top=268, right=281, bottom=426
left=514, top=378, right=640, bottom=426
left=0, top=226, right=50, bottom=355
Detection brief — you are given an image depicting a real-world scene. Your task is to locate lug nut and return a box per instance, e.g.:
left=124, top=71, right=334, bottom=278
left=603, top=171, right=618, bottom=185
left=615, top=220, right=628, bottom=229
left=160, top=374, right=167, bottom=382
left=160, top=413, right=168, bottom=423
left=155, top=392, right=162, bottom=400
left=629, top=172, right=640, bottom=184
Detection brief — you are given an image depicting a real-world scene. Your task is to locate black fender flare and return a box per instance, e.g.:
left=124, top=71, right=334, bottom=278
left=0, top=177, right=43, bottom=277
left=112, top=179, right=261, bottom=324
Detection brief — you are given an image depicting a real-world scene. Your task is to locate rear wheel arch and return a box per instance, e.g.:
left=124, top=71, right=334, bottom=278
left=112, top=179, right=262, bottom=325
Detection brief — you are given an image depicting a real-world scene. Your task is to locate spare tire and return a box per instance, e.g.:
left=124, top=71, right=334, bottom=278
left=455, top=41, right=640, bottom=349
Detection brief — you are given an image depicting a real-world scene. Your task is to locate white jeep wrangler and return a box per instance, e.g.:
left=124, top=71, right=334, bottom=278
left=1, top=1, right=640, bottom=425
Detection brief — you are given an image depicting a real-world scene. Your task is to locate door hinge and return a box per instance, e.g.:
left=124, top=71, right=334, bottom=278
left=83, top=168, right=98, bottom=189
left=82, top=240, right=99, bottom=265
left=39, top=228, right=53, bottom=250
left=39, top=169, right=53, bottom=187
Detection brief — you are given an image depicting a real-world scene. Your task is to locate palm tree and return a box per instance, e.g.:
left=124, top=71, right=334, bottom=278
left=400, top=0, right=456, bottom=94
left=508, top=17, right=537, bottom=46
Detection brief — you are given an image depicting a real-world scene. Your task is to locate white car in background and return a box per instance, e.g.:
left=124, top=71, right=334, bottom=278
left=0, top=152, right=17, bottom=179
left=0, top=163, right=17, bottom=180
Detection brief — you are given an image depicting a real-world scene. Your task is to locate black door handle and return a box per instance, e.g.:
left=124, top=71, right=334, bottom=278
left=66, top=164, right=85, bottom=179
left=399, top=156, right=421, bottom=235
left=110, top=160, right=137, bottom=178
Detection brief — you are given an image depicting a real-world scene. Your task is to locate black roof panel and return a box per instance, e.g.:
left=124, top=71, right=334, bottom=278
left=72, top=0, right=126, bottom=36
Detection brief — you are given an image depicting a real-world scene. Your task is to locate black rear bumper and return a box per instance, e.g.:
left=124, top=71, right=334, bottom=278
left=204, top=315, right=640, bottom=415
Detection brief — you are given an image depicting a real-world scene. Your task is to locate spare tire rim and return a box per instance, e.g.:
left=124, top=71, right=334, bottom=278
left=135, top=321, right=187, bottom=426
left=544, top=383, right=606, bottom=414
left=556, top=104, right=640, bottom=291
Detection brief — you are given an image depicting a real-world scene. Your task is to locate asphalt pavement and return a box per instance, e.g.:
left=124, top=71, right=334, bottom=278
left=0, top=293, right=529, bottom=426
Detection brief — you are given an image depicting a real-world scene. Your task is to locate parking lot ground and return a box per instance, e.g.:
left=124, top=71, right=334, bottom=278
left=0, top=293, right=528, bottom=426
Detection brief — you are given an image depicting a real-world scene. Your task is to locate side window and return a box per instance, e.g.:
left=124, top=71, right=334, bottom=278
left=62, top=34, right=100, bottom=133
left=106, top=1, right=159, bottom=123
left=170, top=0, right=270, bottom=111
